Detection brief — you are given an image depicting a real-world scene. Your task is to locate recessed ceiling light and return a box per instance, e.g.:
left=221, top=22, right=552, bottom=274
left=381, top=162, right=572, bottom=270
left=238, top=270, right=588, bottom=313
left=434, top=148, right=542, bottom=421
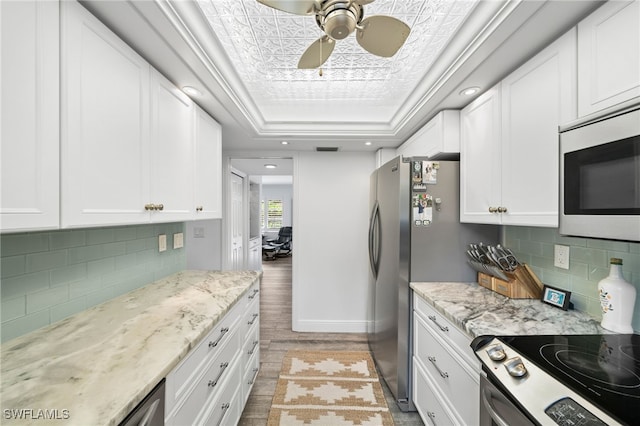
left=365, top=141, right=372, bottom=146
left=459, top=87, right=480, bottom=96
left=264, top=164, right=277, bottom=169
left=281, top=141, right=289, bottom=145
left=182, top=86, right=202, bottom=96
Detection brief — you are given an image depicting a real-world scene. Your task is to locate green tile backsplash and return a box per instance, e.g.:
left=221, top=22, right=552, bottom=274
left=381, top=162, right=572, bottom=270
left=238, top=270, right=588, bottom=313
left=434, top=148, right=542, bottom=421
left=1, top=223, right=186, bottom=342
left=504, top=226, right=640, bottom=332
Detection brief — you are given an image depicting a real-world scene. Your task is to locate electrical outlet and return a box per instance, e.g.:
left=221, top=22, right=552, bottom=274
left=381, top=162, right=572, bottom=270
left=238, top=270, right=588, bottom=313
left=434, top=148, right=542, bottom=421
left=158, top=234, right=167, bottom=252
left=173, top=232, right=184, bottom=249
left=193, top=227, right=205, bottom=238
left=554, top=244, right=570, bottom=269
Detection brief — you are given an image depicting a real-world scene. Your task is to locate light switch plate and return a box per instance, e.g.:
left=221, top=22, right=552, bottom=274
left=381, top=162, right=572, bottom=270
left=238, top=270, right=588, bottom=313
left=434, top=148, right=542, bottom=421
left=554, top=244, right=570, bottom=269
left=173, top=232, right=184, bottom=249
left=158, top=234, right=167, bottom=252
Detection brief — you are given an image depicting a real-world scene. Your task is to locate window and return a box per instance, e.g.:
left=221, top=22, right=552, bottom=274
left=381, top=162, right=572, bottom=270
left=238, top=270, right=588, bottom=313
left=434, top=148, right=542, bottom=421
left=262, top=199, right=283, bottom=229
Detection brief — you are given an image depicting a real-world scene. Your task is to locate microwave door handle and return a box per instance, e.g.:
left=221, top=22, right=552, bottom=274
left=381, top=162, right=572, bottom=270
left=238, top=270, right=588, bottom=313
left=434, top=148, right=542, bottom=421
left=481, top=386, right=510, bottom=426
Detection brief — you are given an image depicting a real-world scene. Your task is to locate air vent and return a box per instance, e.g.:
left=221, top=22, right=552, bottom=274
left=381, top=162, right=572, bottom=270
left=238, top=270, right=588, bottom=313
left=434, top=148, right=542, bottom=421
left=316, top=147, right=339, bottom=152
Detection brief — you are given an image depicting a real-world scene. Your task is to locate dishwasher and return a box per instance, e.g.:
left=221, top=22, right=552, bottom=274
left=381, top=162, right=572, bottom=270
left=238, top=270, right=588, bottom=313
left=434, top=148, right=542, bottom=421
left=119, top=379, right=165, bottom=426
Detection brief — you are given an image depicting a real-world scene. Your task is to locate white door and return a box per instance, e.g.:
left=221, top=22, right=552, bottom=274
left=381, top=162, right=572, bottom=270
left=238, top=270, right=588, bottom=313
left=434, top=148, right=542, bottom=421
left=230, top=172, right=244, bottom=270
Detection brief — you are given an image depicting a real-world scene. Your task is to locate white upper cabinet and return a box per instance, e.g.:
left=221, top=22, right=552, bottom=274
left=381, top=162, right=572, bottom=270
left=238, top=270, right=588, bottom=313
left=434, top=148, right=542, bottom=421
left=460, top=84, right=502, bottom=225
left=61, top=0, right=151, bottom=228
left=397, top=110, right=460, bottom=159
left=194, top=106, right=222, bottom=219
left=461, top=29, right=577, bottom=227
left=149, top=69, right=195, bottom=223
left=1, top=1, right=60, bottom=232
left=577, top=0, right=640, bottom=117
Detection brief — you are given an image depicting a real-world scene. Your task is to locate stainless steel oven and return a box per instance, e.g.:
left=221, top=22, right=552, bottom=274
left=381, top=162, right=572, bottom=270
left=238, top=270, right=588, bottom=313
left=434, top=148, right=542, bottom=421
left=473, top=335, right=634, bottom=426
left=559, top=104, right=640, bottom=242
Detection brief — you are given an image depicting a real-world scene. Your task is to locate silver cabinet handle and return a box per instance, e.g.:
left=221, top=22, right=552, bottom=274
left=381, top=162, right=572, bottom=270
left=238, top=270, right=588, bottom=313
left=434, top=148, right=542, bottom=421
left=209, top=327, right=229, bottom=348
left=208, top=362, right=229, bottom=388
left=248, top=288, right=260, bottom=299
left=427, top=315, right=449, bottom=332
left=497, top=206, right=507, bottom=213
left=248, top=367, right=259, bottom=385
left=248, top=340, right=259, bottom=355
left=428, top=356, right=449, bottom=379
left=247, top=313, right=259, bottom=325
left=427, top=411, right=437, bottom=426
left=488, top=206, right=498, bottom=213
left=214, top=403, right=230, bottom=426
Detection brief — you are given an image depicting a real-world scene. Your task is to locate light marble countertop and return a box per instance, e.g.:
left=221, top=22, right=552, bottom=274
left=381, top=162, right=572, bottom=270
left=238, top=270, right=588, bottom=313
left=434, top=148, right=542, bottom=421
left=411, top=281, right=604, bottom=338
left=0, top=270, right=261, bottom=426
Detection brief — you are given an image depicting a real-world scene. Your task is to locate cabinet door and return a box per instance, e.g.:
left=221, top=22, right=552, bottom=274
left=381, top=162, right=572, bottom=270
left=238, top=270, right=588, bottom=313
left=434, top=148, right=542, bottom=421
left=1, top=1, right=59, bottom=232
left=149, top=70, right=194, bottom=223
left=460, top=84, right=502, bottom=224
left=194, top=106, right=222, bottom=219
left=61, top=1, right=151, bottom=227
left=577, top=0, right=640, bottom=116
left=500, top=29, right=576, bottom=227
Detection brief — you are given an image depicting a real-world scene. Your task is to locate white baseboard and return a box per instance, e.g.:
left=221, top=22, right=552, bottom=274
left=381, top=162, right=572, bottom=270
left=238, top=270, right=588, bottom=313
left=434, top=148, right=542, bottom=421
left=292, top=319, right=367, bottom=333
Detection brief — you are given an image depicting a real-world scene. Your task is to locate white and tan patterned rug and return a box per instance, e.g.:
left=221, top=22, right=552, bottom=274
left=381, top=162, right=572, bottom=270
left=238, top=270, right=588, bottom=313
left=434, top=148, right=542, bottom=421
left=267, top=350, right=394, bottom=425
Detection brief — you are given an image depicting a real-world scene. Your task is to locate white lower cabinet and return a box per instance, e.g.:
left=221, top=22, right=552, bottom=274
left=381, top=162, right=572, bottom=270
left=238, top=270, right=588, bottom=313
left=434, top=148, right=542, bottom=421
left=165, top=281, right=260, bottom=425
left=412, top=293, right=480, bottom=426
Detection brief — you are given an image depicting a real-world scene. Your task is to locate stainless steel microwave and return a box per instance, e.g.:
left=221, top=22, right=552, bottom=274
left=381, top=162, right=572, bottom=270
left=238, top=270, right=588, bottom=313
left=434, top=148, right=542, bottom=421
left=559, top=105, right=640, bottom=242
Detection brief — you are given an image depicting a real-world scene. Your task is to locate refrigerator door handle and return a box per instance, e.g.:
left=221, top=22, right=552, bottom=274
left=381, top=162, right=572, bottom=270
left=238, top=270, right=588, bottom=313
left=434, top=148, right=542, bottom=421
left=369, top=201, right=380, bottom=278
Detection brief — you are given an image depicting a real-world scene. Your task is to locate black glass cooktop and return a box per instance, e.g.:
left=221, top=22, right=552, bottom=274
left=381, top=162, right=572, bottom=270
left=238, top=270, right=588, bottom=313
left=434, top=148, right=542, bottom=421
left=501, top=334, right=640, bottom=426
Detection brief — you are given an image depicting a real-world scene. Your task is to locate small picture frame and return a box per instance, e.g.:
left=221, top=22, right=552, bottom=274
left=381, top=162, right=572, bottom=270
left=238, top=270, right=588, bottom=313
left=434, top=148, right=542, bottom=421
left=541, top=285, right=571, bottom=310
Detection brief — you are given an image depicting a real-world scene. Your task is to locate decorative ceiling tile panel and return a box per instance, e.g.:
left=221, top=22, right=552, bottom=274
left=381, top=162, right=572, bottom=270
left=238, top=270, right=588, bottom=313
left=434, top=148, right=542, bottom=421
left=196, top=0, right=477, bottom=114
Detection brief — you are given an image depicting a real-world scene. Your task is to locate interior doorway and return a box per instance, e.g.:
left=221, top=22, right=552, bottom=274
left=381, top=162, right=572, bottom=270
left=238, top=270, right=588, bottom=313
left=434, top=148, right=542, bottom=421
left=228, top=158, right=293, bottom=270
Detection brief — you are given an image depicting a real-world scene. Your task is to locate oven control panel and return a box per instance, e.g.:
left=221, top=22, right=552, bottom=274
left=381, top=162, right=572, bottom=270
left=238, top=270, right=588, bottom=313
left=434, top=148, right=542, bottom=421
left=545, top=397, right=607, bottom=426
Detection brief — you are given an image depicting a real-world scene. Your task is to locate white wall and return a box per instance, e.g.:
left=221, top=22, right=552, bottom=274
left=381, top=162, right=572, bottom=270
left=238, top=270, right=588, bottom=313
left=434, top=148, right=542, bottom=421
left=293, top=151, right=376, bottom=332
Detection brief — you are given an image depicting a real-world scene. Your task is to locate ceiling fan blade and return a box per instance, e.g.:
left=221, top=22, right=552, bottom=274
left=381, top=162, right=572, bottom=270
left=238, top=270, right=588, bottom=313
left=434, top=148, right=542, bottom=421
left=256, top=0, right=318, bottom=15
left=356, top=15, right=411, bottom=57
left=298, top=36, right=335, bottom=69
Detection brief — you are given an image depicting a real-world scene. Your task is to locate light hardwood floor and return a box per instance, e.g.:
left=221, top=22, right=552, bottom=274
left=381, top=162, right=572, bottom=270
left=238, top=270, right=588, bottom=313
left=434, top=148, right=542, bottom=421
left=238, top=256, right=424, bottom=425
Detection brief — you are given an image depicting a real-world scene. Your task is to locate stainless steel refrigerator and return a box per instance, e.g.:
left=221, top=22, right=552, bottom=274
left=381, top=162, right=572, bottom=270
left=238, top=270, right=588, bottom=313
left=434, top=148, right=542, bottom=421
left=367, top=157, right=498, bottom=411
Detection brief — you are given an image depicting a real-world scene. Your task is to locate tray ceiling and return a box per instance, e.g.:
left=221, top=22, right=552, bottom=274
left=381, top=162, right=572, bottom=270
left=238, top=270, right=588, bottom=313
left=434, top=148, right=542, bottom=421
left=81, top=0, right=604, bottom=151
left=195, top=0, right=476, bottom=123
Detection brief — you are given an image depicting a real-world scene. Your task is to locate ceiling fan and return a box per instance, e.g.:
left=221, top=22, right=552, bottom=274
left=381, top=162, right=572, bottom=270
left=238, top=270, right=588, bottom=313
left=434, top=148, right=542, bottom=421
left=256, top=0, right=411, bottom=69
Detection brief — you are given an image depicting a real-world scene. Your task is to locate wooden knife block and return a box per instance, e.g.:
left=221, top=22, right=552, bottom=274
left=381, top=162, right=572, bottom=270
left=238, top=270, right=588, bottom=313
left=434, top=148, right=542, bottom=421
left=477, top=265, right=543, bottom=299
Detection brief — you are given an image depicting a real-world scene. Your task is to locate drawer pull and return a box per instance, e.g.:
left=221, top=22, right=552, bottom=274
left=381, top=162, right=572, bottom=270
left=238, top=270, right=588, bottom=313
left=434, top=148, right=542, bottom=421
left=208, top=362, right=229, bottom=388
left=248, top=340, right=259, bottom=355
left=248, top=313, right=259, bottom=325
left=209, top=327, right=229, bottom=348
left=214, top=402, right=230, bottom=426
left=427, top=411, right=437, bottom=426
left=427, top=315, right=449, bottom=332
left=248, top=288, right=260, bottom=299
left=248, top=367, right=259, bottom=385
left=428, top=356, right=449, bottom=379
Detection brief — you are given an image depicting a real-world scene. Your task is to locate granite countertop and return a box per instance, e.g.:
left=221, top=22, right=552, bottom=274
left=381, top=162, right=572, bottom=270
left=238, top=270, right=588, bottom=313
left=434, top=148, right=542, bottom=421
left=0, top=270, right=261, bottom=426
left=411, top=281, right=604, bottom=338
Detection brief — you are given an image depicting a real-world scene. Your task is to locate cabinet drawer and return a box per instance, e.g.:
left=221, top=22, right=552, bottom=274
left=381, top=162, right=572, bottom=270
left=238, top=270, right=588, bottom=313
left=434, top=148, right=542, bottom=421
left=242, top=347, right=260, bottom=404
left=242, top=296, right=260, bottom=341
left=413, top=294, right=477, bottom=368
left=414, top=314, right=479, bottom=426
left=168, top=328, right=240, bottom=425
left=413, top=358, right=456, bottom=426
left=197, top=359, right=242, bottom=426
left=166, top=301, right=241, bottom=409
left=245, top=283, right=260, bottom=306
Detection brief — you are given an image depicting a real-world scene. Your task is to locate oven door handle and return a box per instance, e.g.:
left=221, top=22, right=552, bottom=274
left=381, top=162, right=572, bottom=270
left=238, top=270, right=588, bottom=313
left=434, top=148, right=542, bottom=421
left=481, top=385, right=510, bottom=426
